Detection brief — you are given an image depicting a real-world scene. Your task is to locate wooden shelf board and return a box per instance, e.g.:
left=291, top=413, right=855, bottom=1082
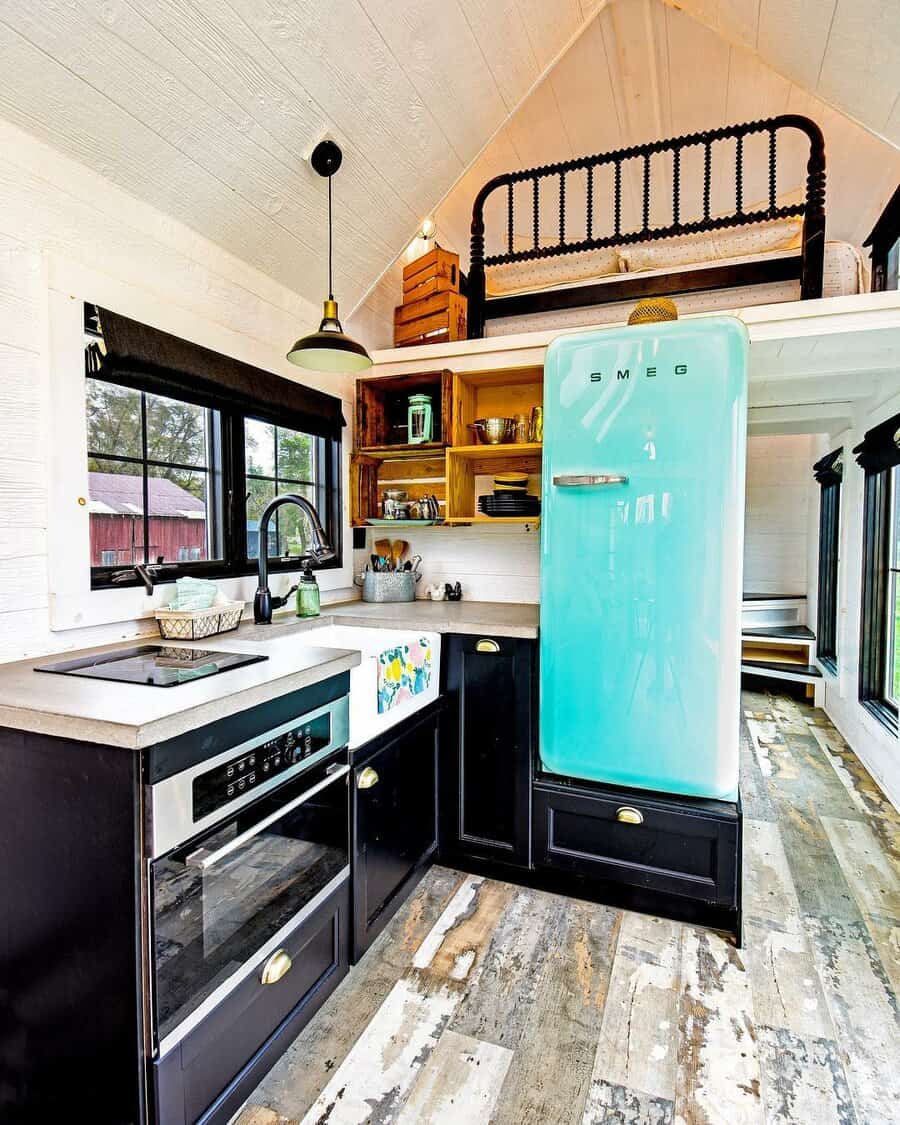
left=448, top=442, right=543, bottom=459
left=357, top=443, right=448, bottom=459
left=443, top=516, right=541, bottom=525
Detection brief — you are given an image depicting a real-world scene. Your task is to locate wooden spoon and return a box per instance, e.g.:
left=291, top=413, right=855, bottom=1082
left=374, top=537, right=392, bottom=560
left=390, top=539, right=408, bottom=570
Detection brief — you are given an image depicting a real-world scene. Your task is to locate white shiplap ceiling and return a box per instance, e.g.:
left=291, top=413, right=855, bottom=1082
left=673, top=0, right=900, bottom=147
left=0, top=0, right=897, bottom=346
left=355, top=0, right=900, bottom=345
left=0, top=0, right=600, bottom=309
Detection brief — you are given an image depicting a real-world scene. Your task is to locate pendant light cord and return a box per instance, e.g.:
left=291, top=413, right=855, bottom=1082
left=327, top=173, right=334, bottom=302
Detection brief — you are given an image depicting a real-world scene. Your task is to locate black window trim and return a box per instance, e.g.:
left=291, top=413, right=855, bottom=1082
left=855, top=416, right=900, bottom=735
left=86, top=319, right=343, bottom=592
left=813, top=447, right=842, bottom=676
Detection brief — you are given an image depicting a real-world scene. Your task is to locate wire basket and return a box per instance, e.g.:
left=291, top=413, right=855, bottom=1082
left=155, top=600, right=244, bottom=641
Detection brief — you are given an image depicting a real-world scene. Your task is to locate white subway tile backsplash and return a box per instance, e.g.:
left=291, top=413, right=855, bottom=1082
left=356, top=525, right=540, bottom=603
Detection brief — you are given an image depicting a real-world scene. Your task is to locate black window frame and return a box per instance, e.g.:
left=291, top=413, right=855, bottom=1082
left=813, top=448, right=842, bottom=675
left=85, top=317, right=342, bottom=592
left=856, top=416, right=900, bottom=735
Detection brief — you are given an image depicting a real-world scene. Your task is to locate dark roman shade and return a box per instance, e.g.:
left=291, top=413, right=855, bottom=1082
left=853, top=410, right=900, bottom=474
left=95, top=307, right=345, bottom=439
left=813, top=447, right=844, bottom=485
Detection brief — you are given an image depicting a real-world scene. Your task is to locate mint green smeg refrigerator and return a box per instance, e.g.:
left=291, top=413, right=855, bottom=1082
left=539, top=318, right=748, bottom=801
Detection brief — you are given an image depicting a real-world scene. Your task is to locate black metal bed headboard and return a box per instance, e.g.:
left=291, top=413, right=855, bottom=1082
left=467, top=114, right=826, bottom=337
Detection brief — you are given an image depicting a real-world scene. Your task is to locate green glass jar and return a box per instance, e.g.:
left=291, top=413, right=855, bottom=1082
left=295, top=564, right=321, bottom=618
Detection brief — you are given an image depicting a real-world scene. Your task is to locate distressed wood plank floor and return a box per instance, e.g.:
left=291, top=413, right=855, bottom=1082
left=238, top=690, right=899, bottom=1125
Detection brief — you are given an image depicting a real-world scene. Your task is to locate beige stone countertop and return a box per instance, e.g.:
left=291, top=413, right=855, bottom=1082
left=0, top=600, right=536, bottom=749
left=325, top=599, right=539, bottom=638
left=0, top=637, right=360, bottom=750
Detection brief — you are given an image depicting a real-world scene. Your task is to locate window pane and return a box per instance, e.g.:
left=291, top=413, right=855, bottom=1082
left=246, top=477, right=276, bottom=561
left=88, top=457, right=146, bottom=567
left=86, top=380, right=142, bottom=460
left=277, top=484, right=316, bottom=557
left=888, top=465, right=900, bottom=706
left=147, top=465, right=216, bottom=563
left=145, top=392, right=209, bottom=467
left=245, top=418, right=276, bottom=477
left=277, top=425, right=315, bottom=482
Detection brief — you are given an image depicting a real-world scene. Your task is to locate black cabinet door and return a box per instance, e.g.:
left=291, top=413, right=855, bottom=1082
left=441, top=634, right=534, bottom=868
left=352, top=708, right=439, bottom=960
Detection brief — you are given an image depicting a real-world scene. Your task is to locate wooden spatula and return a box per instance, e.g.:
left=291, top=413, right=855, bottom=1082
left=390, top=540, right=408, bottom=570
left=374, top=537, right=392, bottom=560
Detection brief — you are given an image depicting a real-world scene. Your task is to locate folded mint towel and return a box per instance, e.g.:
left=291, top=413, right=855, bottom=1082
left=168, top=577, right=218, bottom=611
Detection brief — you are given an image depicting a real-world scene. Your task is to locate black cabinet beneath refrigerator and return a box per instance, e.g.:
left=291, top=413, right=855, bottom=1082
left=440, top=634, right=535, bottom=870
left=532, top=777, right=742, bottom=938
left=351, top=702, right=440, bottom=962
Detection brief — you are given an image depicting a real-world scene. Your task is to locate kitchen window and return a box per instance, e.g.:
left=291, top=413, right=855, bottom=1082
left=887, top=465, right=900, bottom=709
left=813, top=448, right=842, bottom=674
left=244, top=418, right=328, bottom=562
left=85, top=305, right=343, bottom=590
left=86, top=379, right=224, bottom=571
left=855, top=415, right=900, bottom=733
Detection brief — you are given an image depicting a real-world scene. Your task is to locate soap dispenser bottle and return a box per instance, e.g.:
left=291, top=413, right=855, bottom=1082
left=295, top=562, right=321, bottom=618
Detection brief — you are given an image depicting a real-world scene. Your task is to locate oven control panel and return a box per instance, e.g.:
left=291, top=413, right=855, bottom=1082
left=192, top=711, right=332, bottom=821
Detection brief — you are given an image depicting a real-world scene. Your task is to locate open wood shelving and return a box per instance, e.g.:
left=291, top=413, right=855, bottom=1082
left=351, top=366, right=544, bottom=527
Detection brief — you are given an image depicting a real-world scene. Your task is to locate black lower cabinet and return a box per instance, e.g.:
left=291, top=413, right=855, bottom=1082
left=153, top=878, right=350, bottom=1125
left=533, top=778, right=742, bottom=937
left=440, top=635, right=534, bottom=869
left=351, top=704, right=440, bottom=962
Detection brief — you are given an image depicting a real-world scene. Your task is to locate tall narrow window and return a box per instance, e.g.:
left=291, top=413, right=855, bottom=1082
left=887, top=464, right=900, bottom=708
left=813, top=448, right=842, bottom=674
left=855, top=414, right=900, bottom=733
left=243, top=417, right=328, bottom=562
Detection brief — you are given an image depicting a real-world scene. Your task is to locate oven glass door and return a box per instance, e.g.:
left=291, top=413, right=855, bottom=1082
left=150, top=754, right=349, bottom=1048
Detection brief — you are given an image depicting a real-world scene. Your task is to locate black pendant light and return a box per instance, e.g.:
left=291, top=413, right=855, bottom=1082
left=287, top=140, right=373, bottom=372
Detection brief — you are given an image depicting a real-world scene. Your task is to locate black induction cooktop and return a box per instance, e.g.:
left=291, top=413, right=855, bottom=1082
left=35, top=645, right=267, bottom=687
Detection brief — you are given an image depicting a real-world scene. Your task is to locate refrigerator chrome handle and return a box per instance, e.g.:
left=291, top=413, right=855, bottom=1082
left=553, top=474, right=628, bottom=487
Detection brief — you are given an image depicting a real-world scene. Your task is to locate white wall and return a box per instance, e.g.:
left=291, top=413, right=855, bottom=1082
left=743, top=434, right=819, bottom=596
left=353, top=525, right=540, bottom=604
left=819, top=385, right=900, bottom=810
left=0, top=119, right=355, bottom=665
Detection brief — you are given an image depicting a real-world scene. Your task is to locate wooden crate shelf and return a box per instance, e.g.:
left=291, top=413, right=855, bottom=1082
left=451, top=366, right=543, bottom=446
left=445, top=441, right=542, bottom=525
left=351, top=447, right=447, bottom=527
left=356, top=370, right=451, bottom=450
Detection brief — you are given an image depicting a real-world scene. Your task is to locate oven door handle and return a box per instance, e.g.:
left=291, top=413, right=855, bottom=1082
left=185, top=763, right=350, bottom=871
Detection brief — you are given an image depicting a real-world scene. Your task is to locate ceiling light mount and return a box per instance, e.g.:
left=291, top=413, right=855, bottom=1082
left=309, top=139, right=342, bottom=179
left=287, top=140, right=372, bottom=373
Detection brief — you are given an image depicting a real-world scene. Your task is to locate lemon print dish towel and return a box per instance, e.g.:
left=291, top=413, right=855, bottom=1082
left=377, top=637, right=433, bottom=714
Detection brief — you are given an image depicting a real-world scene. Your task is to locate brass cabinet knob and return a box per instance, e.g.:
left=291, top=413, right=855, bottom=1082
left=616, top=806, right=644, bottom=825
left=475, top=639, right=500, bottom=653
left=260, top=948, right=292, bottom=985
left=357, top=767, right=379, bottom=790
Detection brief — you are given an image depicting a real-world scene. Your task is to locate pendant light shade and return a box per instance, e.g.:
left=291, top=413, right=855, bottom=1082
left=287, top=140, right=372, bottom=373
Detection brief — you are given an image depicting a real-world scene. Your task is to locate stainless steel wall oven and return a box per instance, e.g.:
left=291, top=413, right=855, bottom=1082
left=146, top=694, right=350, bottom=1059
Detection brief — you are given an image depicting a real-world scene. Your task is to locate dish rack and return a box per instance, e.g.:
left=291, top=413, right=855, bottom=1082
left=155, top=600, right=244, bottom=641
